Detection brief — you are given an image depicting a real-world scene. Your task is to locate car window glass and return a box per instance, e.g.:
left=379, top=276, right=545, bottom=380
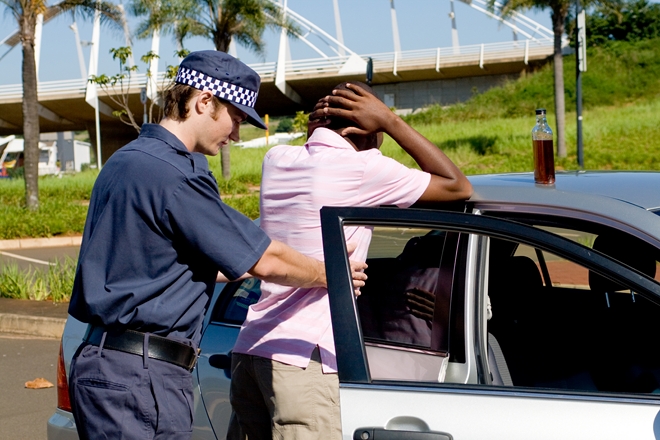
left=353, top=225, right=458, bottom=383
left=210, top=278, right=262, bottom=325
left=488, top=233, right=660, bottom=395
left=514, top=243, right=591, bottom=290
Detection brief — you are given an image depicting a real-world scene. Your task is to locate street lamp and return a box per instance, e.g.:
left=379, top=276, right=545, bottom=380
left=576, top=0, right=587, bottom=169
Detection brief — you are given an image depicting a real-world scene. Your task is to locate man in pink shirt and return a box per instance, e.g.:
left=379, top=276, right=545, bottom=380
left=228, top=82, right=473, bottom=440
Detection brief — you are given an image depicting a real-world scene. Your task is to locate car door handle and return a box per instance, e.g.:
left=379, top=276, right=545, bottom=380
left=209, top=353, right=232, bottom=369
left=353, top=428, right=452, bottom=440
left=208, top=352, right=232, bottom=378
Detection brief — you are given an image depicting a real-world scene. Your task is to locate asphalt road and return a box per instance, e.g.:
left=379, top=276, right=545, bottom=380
left=0, top=246, right=80, bottom=272
left=0, top=333, right=60, bottom=440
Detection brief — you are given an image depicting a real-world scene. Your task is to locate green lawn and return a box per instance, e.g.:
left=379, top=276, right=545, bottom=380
left=382, top=99, right=660, bottom=175
left=2, top=38, right=660, bottom=238
left=1, top=97, right=659, bottom=239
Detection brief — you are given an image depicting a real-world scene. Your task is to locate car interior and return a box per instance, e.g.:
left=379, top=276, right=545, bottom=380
left=487, top=226, right=660, bottom=395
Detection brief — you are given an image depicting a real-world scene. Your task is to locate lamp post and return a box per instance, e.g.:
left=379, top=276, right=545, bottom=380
left=576, top=0, right=587, bottom=169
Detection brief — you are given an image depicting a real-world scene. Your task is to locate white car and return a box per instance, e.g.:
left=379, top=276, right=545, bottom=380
left=49, top=171, right=660, bottom=439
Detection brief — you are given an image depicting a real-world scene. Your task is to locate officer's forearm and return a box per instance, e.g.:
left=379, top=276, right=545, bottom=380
left=216, top=271, right=252, bottom=283
left=248, top=240, right=327, bottom=288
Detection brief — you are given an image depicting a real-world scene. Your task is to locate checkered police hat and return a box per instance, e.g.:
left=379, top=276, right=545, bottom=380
left=175, top=50, right=267, bottom=129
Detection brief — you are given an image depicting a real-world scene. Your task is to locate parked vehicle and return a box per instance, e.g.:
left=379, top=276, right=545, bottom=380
left=0, top=136, right=59, bottom=176
left=48, top=171, right=660, bottom=440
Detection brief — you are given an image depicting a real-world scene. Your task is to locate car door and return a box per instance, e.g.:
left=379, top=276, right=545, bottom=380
left=195, top=279, right=263, bottom=438
left=321, top=206, right=660, bottom=440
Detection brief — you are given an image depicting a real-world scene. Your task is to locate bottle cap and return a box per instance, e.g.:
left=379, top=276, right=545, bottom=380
left=535, top=108, right=546, bottom=115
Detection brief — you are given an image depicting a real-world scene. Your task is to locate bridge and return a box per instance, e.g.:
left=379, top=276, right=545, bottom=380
left=0, top=0, right=561, bottom=160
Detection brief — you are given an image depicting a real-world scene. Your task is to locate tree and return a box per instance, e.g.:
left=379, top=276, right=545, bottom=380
left=489, top=0, right=570, bottom=158
left=89, top=47, right=184, bottom=133
left=0, top=0, right=121, bottom=210
left=131, top=0, right=299, bottom=179
left=574, top=0, right=660, bottom=46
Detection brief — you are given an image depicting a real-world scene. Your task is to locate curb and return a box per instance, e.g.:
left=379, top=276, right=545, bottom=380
left=0, top=313, right=65, bottom=338
left=0, top=236, right=82, bottom=251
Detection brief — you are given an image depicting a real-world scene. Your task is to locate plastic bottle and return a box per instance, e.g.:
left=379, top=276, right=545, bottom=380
left=532, top=108, right=555, bottom=185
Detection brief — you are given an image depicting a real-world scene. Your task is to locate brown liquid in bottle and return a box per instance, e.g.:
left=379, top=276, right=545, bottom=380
left=533, top=139, right=555, bottom=185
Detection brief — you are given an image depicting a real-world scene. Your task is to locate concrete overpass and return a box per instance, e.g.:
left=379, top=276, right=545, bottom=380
left=0, top=0, right=558, bottom=160
left=0, top=39, right=553, bottom=154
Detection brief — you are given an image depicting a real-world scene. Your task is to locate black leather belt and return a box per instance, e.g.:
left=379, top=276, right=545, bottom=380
left=85, top=326, right=199, bottom=372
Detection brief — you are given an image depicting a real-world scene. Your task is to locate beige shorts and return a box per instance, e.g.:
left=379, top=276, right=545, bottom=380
left=227, top=347, right=341, bottom=440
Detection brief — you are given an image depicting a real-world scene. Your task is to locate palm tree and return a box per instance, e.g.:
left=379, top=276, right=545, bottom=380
left=488, top=0, right=569, bottom=158
left=0, top=0, right=121, bottom=209
left=131, top=0, right=298, bottom=179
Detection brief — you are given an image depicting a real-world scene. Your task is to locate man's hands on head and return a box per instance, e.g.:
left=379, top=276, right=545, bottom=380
left=309, top=83, right=397, bottom=137
left=311, top=82, right=473, bottom=203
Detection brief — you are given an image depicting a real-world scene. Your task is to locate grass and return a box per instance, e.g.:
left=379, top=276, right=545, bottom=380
left=2, top=98, right=660, bottom=236
left=382, top=99, right=660, bottom=175
left=0, top=172, right=95, bottom=239
left=0, top=257, right=77, bottom=301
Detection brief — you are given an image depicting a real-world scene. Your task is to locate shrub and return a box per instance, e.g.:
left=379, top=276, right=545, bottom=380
left=0, top=258, right=76, bottom=302
left=275, top=118, right=294, bottom=133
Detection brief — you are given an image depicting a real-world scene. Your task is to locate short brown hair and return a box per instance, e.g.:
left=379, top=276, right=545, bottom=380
left=163, top=83, right=226, bottom=121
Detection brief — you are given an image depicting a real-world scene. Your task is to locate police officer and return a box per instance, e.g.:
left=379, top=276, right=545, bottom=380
left=67, top=51, right=366, bottom=440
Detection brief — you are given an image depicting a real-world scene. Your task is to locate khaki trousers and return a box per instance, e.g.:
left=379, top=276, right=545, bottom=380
left=227, top=347, right=341, bottom=440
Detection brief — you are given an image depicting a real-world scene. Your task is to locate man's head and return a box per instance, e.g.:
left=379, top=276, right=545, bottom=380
left=162, top=51, right=266, bottom=156
left=313, top=81, right=383, bottom=151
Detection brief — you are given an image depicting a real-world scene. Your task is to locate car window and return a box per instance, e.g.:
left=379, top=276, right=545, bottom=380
left=209, top=278, right=262, bottom=325
left=513, top=226, right=597, bottom=290
left=353, top=225, right=464, bottom=383
left=488, top=230, right=660, bottom=395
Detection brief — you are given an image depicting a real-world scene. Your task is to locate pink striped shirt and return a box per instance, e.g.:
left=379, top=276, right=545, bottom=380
left=232, top=128, right=431, bottom=372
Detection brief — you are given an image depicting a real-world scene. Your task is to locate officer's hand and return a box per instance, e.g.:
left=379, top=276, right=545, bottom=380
left=349, top=260, right=368, bottom=296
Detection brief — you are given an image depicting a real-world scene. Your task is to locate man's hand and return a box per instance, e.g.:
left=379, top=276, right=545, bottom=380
left=312, top=82, right=473, bottom=203
left=309, top=83, right=397, bottom=137
left=307, top=99, right=332, bottom=137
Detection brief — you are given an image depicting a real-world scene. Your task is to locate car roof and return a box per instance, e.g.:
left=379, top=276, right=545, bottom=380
left=469, top=171, right=660, bottom=212
left=467, top=171, right=660, bottom=244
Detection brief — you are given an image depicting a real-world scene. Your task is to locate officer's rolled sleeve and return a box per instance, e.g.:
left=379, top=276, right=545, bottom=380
left=166, top=174, right=271, bottom=280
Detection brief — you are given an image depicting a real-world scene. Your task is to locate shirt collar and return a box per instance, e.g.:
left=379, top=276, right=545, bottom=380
left=139, top=123, right=210, bottom=173
left=140, top=124, right=190, bottom=155
left=306, top=127, right=357, bottom=151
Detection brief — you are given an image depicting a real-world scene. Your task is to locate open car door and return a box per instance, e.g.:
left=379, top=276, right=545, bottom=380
left=321, top=206, right=660, bottom=440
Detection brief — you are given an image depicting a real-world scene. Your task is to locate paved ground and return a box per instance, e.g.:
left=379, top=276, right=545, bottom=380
left=0, top=297, right=69, bottom=320
left=0, top=333, right=59, bottom=440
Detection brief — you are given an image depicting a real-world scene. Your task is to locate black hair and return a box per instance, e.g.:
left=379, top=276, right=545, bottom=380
left=325, top=81, right=377, bottom=131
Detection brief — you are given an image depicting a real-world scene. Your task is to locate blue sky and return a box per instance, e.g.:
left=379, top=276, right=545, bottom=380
left=0, top=0, right=557, bottom=85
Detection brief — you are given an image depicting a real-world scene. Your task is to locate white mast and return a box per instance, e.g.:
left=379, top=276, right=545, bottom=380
left=450, top=0, right=460, bottom=54
left=332, top=0, right=345, bottom=57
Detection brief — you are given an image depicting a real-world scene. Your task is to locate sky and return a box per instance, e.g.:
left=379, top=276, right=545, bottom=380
left=0, top=0, right=558, bottom=86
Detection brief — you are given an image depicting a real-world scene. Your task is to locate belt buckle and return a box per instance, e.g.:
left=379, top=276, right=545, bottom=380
left=187, top=348, right=201, bottom=371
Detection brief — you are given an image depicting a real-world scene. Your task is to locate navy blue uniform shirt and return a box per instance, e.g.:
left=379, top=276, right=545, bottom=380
left=68, top=124, right=271, bottom=342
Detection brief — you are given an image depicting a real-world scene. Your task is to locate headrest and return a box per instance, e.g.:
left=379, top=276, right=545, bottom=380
left=589, top=233, right=657, bottom=293
left=397, top=232, right=445, bottom=267
left=490, top=255, right=543, bottom=291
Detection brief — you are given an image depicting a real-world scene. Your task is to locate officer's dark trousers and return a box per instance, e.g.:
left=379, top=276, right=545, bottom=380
left=69, top=338, right=194, bottom=440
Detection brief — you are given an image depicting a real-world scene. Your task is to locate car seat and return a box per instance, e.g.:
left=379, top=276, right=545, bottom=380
left=588, top=233, right=658, bottom=392
left=487, top=254, right=544, bottom=386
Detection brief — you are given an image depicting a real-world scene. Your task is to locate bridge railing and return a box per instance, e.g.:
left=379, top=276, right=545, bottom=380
left=0, top=38, right=554, bottom=99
